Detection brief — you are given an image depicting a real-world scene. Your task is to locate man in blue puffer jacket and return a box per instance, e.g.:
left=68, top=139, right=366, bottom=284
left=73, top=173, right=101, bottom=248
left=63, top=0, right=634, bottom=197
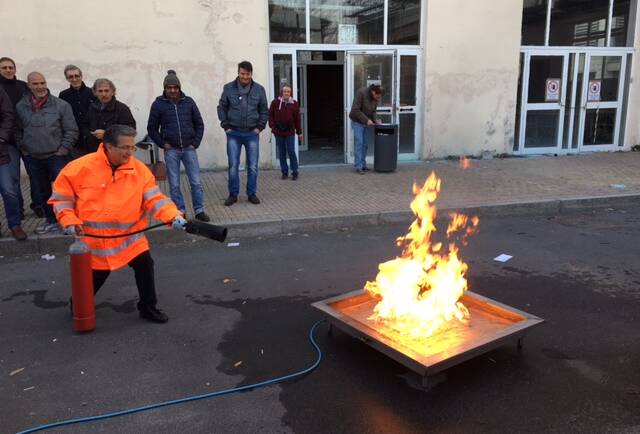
left=147, top=70, right=209, bottom=222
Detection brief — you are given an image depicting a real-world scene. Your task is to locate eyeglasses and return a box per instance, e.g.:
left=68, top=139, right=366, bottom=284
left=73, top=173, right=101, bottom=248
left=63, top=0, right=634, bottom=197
left=67, top=74, right=81, bottom=79
left=114, top=145, right=137, bottom=152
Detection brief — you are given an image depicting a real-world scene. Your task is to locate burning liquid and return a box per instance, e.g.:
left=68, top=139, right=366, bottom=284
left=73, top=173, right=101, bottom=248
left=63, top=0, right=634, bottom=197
left=365, top=172, right=479, bottom=339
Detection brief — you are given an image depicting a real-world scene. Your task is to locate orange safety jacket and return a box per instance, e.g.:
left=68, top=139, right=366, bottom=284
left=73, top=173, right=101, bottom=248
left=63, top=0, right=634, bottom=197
left=49, top=143, right=180, bottom=270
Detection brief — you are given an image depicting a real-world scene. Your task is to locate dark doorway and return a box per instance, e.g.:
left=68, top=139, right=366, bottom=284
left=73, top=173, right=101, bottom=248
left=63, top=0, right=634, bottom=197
left=300, top=64, right=344, bottom=165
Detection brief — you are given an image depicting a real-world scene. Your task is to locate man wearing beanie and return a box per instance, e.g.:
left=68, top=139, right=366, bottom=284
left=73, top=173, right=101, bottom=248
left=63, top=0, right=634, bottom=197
left=147, top=70, right=209, bottom=221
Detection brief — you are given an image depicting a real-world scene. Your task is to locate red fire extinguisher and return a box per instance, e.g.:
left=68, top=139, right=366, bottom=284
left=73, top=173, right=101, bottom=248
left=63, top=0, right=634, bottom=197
left=69, top=238, right=95, bottom=332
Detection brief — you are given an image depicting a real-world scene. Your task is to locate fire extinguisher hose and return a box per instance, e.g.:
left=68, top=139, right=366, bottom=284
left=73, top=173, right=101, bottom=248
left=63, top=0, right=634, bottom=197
left=80, top=222, right=167, bottom=239
left=16, top=320, right=325, bottom=434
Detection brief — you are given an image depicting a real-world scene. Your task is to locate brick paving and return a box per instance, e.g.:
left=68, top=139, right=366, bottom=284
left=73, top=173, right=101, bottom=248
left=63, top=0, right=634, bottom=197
left=2, top=152, right=640, bottom=239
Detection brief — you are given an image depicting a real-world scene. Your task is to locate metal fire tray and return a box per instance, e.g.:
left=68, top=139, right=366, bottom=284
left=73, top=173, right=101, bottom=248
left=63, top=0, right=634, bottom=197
left=312, top=290, right=543, bottom=386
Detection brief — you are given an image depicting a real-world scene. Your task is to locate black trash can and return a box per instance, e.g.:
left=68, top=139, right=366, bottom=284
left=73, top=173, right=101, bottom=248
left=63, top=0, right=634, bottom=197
left=373, top=124, right=398, bottom=172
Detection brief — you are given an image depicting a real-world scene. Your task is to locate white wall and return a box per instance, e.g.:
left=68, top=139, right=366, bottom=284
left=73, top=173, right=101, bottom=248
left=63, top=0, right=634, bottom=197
left=1, top=0, right=271, bottom=169
left=422, top=0, right=523, bottom=158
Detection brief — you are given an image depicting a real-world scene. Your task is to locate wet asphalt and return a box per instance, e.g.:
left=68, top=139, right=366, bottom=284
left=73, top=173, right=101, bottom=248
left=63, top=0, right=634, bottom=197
left=1, top=206, right=640, bottom=434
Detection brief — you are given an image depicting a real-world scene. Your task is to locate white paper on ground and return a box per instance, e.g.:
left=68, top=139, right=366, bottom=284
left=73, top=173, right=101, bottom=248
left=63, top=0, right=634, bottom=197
left=227, top=242, right=240, bottom=247
left=494, top=254, right=513, bottom=262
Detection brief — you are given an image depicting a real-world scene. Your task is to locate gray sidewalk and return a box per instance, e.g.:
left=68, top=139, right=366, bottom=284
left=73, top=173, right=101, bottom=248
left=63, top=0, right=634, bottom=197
left=2, top=151, right=640, bottom=255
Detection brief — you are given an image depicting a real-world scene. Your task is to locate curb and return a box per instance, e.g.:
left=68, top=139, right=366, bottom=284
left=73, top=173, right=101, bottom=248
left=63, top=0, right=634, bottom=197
left=2, top=193, right=639, bottom=258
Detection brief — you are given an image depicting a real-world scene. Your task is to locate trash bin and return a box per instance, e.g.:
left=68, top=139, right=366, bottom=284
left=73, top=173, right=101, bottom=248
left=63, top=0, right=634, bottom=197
left=373, top=124, right=398, bottom=172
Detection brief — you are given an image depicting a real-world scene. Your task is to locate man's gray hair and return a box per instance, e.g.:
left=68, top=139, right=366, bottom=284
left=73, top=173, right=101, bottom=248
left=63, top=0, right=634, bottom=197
left=64, top=64, right=82, bottom=77
left=104, top=124, right=137, bottom=146
left=92, top=78, right=116, bottom=92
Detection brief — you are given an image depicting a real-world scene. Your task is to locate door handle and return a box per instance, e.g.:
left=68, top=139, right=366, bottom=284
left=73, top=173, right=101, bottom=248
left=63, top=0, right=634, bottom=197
left=399, top=108, right=413, bottom=112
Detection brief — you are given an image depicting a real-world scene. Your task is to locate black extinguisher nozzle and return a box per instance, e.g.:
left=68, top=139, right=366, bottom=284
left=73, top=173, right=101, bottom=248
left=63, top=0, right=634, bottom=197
left=185, top=220, right=228, bottom=243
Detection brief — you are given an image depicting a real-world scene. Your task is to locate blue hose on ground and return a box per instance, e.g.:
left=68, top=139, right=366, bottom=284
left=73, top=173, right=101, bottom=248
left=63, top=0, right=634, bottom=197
left=16, top=319, right=326, bottom=434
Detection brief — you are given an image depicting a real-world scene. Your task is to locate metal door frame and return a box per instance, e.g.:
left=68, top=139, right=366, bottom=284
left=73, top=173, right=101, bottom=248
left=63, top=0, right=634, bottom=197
left=518, top=46, right=633, bottom=155
left=577, top=51, right=627, bottom=152
left=345, top=50, right=396, bottom=166
left=268, top=47, right=299, bottom=167
left=518, top=50, right=569, bottom=155
left=396, top=48, right=422, bottom=161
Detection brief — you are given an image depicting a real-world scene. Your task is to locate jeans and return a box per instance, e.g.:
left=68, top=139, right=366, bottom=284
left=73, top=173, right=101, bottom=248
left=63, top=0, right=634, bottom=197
left=164, top=147, right=204, bottom=214
left=0, top=145, right=23, bottom=228
left=92, top=251, right=158, bottom=310
left=226, top=130, right=259, bottom=196
left=352, top=121, right=368, bottom=170
left=275, top=135, right=298, bottom=176
left=23, top=154, right=69, bottom=224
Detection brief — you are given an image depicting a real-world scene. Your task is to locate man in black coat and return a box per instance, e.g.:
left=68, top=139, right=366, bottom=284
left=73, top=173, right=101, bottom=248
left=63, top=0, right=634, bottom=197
left=58, top=65, right=95, bottom=158
left=0, top=56, right=40, bottom=218
left=83, top=78, right=136, bottom=153
left=0, top=87, right=26, bottom=240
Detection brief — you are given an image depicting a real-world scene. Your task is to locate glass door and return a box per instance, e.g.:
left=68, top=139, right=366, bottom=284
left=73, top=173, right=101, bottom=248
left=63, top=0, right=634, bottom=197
left=577, top=53, right=627, bottom=151
left=396, top=49, right=421, bottom=160
left=519, top=52, right=569, bottom=154
left=268, top=48, right=299, bottom=166
left=345, top=50, right=395, bottom=166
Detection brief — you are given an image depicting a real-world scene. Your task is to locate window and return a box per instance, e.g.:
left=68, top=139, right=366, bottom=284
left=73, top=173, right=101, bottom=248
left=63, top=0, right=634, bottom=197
left=388, top=0, right=421, bottom=45
left=521, top=0, right=635, bottom=47
left=522, top=0, right=548, bottom=46
left=309, top=0, right=384, bottom=44
left=269, top=0, right=307, bottom=43
left=268, top=0, right=421, bottom=45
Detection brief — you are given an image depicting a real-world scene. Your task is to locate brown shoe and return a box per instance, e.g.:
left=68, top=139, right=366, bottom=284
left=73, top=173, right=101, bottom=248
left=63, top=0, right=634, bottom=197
left=10, top=225, right=27, bottom=241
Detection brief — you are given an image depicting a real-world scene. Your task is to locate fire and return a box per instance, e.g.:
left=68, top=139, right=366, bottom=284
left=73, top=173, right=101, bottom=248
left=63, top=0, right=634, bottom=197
left=365, top=172, right=479, bottom=339
left=459, top=156, right=471, bottom=169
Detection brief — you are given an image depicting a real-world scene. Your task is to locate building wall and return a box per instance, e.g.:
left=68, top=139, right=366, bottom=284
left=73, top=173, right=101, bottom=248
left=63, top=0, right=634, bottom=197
left=422, top=0, right=523, bottom=158
left=0, top=0, right=271, bottom=169
left=622, top=3, right=640, bottom=149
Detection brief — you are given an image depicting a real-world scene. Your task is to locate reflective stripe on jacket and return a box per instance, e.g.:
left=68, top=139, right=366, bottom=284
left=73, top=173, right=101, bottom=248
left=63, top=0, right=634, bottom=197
left=49, top=143, right=179, bottom=270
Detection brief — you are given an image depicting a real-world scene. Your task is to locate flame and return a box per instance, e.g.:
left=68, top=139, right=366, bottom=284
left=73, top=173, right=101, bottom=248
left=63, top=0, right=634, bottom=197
left=365, top=171, right=479, bottom=339
left=459, top=156, right=471, bottom=169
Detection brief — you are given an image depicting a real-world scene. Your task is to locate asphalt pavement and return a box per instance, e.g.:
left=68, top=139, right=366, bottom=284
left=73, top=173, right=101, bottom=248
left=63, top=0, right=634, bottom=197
left=1, top=205, right=640, bottom=433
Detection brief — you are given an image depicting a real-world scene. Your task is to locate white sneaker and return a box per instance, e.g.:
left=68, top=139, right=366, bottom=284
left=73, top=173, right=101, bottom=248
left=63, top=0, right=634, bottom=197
left=36, top=222, right=61, bottom=234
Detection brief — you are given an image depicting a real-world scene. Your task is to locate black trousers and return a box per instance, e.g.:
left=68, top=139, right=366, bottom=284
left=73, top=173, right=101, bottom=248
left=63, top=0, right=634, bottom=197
left=93, top=251, right=157, bottom=310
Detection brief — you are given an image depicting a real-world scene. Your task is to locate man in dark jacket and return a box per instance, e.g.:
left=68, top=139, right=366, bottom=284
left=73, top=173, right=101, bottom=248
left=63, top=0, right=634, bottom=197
left=16, top=72, right=78, bottom=234
left=0, top=87, right=26, bottom=240
left=349, top=84, right=383, bottom=174
left=58, top=65, right=95, bottom=158
left=83, top=78, right=135, bottom=153
left=217, top=60, right=268, bottom=206
left=147, top=70, right=209, bottom=222
left=0, top=56, right=40, bottom=217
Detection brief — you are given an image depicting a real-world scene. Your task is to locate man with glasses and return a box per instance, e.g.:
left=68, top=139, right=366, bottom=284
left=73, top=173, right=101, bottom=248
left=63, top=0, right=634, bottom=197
left=50, top=124, right=186, bottom=324
left=59, top=65, right=95, bottom=158
left=16, top=71, right=78, bottom=234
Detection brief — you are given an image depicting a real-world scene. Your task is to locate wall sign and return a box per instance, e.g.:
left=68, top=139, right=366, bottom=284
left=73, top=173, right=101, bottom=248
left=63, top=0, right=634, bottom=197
left=545, top=78, right=561, bottom=102
left=338, top=24, right=357, bottom=44
left=588, top=80, right=601, bottom=102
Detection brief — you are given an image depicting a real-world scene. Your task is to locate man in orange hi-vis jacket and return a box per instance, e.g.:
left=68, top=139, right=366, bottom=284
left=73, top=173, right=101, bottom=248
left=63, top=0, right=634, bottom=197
left=49, top=124, right=187, bottom=323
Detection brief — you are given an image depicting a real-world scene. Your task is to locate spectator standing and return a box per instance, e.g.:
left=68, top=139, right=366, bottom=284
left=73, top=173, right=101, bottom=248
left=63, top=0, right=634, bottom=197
left=16, top=72, right=78, bottom=234
left=217, top=61, right=268, bottom=206
left=0, top=87, right=26, bottom=240
left=58, top=65, right=95, bottom=158
left=0, top=56, right=41, bottom=217
left=268, top=84, right=302, bottom=180
left=348, top=84, right=383, bottom=174
left=147, top=70, right=209, bottom=222
left=83, top=78, right=135, bottom=153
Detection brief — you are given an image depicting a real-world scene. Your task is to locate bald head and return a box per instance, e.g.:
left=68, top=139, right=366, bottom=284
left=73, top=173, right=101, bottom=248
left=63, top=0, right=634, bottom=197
left=27, top=71, right=48, bottom=99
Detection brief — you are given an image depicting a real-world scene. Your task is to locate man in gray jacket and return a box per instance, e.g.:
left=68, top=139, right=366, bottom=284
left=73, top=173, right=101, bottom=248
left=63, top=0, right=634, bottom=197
left=16, top=72, right=78, bottom=234
left=217, top=61, right=268, bottom=206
